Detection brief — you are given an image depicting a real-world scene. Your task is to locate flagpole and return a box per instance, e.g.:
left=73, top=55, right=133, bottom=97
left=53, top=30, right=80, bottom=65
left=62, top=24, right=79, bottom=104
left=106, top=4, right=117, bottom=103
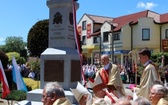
left=72, top=0, right=86, bottom=85
left=128, top=51, right=138, bottom=85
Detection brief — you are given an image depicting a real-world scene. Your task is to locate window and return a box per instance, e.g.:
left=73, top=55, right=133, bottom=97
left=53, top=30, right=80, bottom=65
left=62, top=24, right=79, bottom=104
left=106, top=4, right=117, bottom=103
left=103, top=32, right=109, bottom=42
left=113, top=33, right=120, bottom=40
left=165, top=29, right=168, bottom=38
left=142, top=28, right=150, bottom=40
left=82, top=36, right=86, bottom=45
left=82, top=21, right=86, bottom=30
left=93, top=36, right=99, bottom=43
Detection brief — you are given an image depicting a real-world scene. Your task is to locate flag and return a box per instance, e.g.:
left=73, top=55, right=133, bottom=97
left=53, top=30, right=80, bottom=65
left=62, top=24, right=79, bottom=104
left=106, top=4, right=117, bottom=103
left=0, top=60, right=10, bottom=98
left=72, top=0, right=86, bottom=84
left=12, top=56, right=27, bottom=92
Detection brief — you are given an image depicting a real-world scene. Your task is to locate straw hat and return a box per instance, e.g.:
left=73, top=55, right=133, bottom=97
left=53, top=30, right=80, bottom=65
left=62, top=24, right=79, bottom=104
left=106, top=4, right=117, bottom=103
left=70, top=82, right=89, bottom=102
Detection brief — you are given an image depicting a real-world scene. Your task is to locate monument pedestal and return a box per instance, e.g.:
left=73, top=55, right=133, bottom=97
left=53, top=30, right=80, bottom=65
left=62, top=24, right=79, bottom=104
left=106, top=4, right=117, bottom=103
left=40, top=48, right=80, bottom=104
left=40, top=48, right=81, bottom=89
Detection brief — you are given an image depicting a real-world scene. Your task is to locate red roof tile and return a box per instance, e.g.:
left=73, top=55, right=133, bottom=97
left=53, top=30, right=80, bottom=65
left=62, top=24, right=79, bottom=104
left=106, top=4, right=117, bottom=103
left=160, top=13, right=168, bottom=23
left=84, top=10, right=168, bottom=34
left=86, top=14, right=113, bottom=24
left=112, top=10, right=148, bottom=31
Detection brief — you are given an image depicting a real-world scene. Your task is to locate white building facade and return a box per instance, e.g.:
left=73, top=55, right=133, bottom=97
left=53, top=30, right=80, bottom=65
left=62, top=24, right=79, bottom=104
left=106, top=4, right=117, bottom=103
left=77, top=10, right=168, bottom=66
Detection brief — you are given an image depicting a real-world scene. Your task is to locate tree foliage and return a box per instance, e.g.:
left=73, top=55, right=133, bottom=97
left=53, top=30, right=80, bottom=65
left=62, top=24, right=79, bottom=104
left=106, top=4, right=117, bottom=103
left=0, top=36, right=26, bottom=53
left=151, top=52, right=168, bottom=66
left=0, top=50, right=9, bottom=69
left=6, top=52, right=26, bottom=64
left=27, top=19, right=49, bottom=57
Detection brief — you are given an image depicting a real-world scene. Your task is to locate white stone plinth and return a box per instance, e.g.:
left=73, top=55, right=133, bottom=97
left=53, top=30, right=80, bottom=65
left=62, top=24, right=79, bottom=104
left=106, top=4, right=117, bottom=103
left=26, top=89, right=78, bottom=104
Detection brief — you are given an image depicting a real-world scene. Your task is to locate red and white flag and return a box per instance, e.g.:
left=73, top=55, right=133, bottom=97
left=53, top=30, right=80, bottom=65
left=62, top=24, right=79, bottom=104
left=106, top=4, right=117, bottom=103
left=0, top=60, right=10, bottom=98
left=72, top=0, right=86, bottom=85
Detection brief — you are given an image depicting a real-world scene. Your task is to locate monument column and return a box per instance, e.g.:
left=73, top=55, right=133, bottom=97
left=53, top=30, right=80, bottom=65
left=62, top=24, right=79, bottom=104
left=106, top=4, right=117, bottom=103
left=40, top=0, right=80, bottom=90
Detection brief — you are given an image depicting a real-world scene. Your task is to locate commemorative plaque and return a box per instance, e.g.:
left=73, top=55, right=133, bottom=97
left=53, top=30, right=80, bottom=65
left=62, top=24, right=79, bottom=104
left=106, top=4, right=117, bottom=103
left=71, top=60, right=81, bottom=82
left=44, top=60, right=64, bottom=82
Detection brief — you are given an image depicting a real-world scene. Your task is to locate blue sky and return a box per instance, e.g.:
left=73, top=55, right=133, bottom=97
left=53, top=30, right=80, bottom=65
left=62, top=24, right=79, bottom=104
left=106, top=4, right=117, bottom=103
left=0, top=0, right=168, bottom=45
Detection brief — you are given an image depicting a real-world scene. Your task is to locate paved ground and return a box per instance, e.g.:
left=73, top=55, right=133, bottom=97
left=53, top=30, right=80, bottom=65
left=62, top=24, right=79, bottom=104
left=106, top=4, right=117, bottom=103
left=0, top=98, right=19, bottom=105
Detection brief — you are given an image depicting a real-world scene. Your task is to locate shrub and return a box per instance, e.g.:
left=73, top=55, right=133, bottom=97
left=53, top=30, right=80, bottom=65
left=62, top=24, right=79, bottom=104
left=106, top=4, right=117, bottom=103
left=0, top=90, right=26, bottom=101
left=6, top=52, right=26, bottom=64
left=23, top=78, right=40, bottom=90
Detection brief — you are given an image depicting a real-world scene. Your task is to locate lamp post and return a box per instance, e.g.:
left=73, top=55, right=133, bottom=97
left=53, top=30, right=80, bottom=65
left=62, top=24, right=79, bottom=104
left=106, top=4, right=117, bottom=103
left=106, top=31, right=114, bottom=63
left=99, top=36, right=102, bottom=67
left=110, top=33, right=114, bottom=63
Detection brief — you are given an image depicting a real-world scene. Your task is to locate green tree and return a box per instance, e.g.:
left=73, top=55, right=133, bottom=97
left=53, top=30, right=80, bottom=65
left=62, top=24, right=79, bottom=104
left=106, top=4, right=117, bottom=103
left=27, top=19, right=49, bottom=57
left=0, top=45, right=6, bottom=52
left=2, top=36, right=26, bottom=53
left=0, top=50, right=9, bottom=69
left=6, top=52, right=26, bottom=64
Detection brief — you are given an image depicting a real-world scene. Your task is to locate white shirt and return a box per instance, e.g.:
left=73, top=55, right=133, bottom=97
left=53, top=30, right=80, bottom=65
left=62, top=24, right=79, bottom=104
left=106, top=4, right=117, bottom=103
left=28, top=71, right=35, bottom=79
left=104, top=63, right=110, bottom=70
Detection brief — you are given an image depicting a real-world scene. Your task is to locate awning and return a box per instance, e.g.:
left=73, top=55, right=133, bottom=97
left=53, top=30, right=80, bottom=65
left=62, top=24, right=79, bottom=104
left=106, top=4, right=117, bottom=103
left=101, top=50, right=130, bottom=55
left=82, top=45, right=95, bottom=49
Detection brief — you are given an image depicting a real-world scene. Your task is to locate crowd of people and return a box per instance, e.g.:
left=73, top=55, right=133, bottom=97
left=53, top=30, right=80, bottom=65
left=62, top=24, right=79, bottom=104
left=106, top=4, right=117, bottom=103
left=82, top=64, right=97, bottom=82
left=11, top=62, right=37, bottom=80
left=41, top=47, right=168, bottom=105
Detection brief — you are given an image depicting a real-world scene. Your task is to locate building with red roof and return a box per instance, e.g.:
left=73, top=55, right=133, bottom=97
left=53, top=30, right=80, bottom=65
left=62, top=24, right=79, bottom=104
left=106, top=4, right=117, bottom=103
left=77, top=10, right=168, bottom=65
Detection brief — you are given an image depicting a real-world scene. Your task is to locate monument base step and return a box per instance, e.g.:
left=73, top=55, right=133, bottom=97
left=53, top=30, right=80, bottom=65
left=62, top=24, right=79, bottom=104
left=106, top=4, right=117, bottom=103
left=26, top=89, right=78, bottom=104
left=15, top=100, right=77, bottom=105
left=14, top=100, right=43, bottom=105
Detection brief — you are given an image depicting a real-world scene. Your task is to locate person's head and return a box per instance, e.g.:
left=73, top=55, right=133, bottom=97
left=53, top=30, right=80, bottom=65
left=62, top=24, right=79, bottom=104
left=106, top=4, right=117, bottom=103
left=149, top=84, right=167, bottom=105
left=101, top=54, right=110, bottom=65
left=41, top=82, right=65, bottom=105
left=134, top=96, right=151, bottom=105
left=138, top=47, right=151, bottom=64
left=114, top=98, right=132, bottom=105
left=151, top=80, right=164, bottom=88
left=78, top=93, right=92, bottom=105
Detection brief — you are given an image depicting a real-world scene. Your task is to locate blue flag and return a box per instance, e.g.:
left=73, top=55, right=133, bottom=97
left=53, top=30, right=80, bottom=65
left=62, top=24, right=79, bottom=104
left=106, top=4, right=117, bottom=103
left=12, top=56, right=28, bottom=92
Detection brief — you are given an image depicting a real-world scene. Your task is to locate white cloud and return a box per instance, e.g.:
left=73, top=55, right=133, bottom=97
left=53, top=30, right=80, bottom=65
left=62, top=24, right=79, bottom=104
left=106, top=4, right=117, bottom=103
left=0, top=37, right=5, bottom=42
left=137, top=1, right=158, bottom=9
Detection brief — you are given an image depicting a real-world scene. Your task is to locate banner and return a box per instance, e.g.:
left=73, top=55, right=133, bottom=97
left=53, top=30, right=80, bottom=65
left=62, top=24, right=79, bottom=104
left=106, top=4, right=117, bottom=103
left=0, top=60, right=10, bottom=98
left=162, top=39, right=168, bottom=52
left=77, top=26, right=82, bottom=35
left=72, top=0, right=85, bottom=84
left=12, top=56, right=28, bottom=92
left=87, top=23, right=91, bottom=39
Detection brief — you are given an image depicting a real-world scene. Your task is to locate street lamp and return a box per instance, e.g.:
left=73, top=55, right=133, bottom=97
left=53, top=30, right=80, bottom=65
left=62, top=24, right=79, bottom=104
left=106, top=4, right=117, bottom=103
left=99, top=36, right=102, bottom=67
left=109, top=32, right=114, bottom=63
left=104, top=31, right=114, bottom=63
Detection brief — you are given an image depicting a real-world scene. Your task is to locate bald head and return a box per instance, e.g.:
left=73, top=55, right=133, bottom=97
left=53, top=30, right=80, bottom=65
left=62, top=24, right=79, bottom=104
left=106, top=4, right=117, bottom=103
left=114, top=99, right=132, bottom=105
left=101, top=54, right=110, bottom=65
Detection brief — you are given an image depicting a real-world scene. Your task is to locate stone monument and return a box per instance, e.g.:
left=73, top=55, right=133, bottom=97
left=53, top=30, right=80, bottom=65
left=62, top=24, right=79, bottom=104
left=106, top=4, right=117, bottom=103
left=23, top=0, right=80, bottom=104
left=40, top=0, right=80, bottom=90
